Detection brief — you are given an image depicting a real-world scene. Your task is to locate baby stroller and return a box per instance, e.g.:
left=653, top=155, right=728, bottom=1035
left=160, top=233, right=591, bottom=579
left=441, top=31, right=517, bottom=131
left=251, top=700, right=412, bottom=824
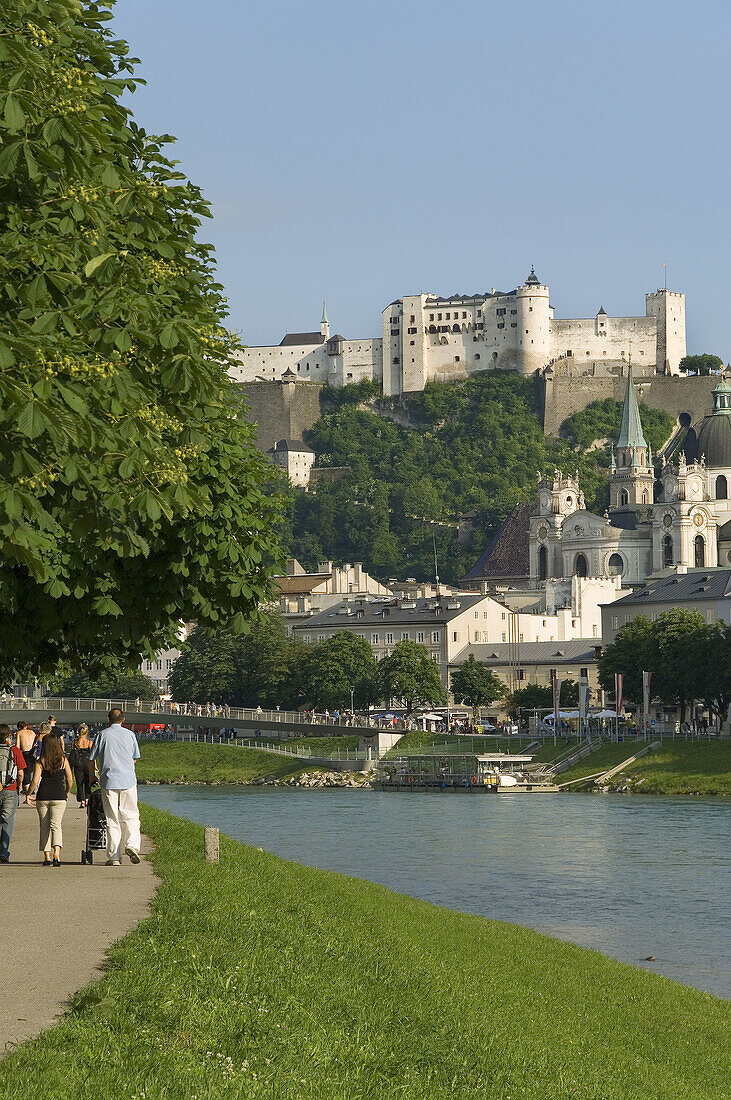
left=81, top=786, right=107, bottom=864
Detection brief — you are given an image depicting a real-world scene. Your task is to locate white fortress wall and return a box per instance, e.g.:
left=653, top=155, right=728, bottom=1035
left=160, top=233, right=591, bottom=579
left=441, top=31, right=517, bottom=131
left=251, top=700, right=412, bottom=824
left=549, top=315, right=657, bottom=367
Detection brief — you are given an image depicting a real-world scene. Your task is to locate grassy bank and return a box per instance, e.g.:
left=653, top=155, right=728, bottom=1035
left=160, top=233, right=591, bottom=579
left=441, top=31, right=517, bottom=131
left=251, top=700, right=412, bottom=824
left=1, top=809, right=728, bottom=1099
left=136, top=741, right=302, bottom=784
left=559, top=740, right=731, bottom=795
left=249, top=735, right=360, bottom=754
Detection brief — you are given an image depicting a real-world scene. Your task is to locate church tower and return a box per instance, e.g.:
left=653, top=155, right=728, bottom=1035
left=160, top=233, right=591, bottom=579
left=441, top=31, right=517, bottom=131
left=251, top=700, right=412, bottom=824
left=320, top=301, right=330, bottom=340
left=609, top=365, right=655, bottom=510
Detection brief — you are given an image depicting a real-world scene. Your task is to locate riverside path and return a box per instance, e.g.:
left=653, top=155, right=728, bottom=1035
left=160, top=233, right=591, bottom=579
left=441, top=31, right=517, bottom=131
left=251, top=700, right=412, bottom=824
left=0, top=802, right=156, bottom=1056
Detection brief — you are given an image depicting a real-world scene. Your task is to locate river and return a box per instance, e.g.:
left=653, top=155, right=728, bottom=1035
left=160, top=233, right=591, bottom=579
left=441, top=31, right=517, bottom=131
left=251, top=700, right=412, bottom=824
left=139, top=786, right=730, bottom=999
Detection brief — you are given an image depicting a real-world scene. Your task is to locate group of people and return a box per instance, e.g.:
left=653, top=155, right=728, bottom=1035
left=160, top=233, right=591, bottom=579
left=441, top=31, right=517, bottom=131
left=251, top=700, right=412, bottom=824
left=0, top=708, right=143, bottom=867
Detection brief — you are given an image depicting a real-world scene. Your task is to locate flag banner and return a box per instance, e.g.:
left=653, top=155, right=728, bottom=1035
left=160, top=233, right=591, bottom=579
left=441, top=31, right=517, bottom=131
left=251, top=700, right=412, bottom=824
left=553, top=673, right=563, bottom=728
left=642, top=670, right=652, bottom=735
left=615, top=673, right=624, bottom=717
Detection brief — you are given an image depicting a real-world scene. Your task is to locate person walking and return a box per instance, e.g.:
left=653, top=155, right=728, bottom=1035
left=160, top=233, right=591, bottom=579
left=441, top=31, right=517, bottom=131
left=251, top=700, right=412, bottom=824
left=15, top=722, right=37, bottom=798
left=0, top=724, right=25, bottom=863
left=89, top=708, right=141, bottom=867
left=27, top=733, right=72, bottom=866
left=68, top=724, right=93, bottom=807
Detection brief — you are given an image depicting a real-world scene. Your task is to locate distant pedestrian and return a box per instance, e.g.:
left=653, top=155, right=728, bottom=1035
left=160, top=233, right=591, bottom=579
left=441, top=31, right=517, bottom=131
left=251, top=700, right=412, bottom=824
left=89, top=708, right=141, bottom=867
left=0, top=724, right=25, bottom=863
left=68, top=724, right=93, bottom=807
left=27, top=733, right=72, bottom=866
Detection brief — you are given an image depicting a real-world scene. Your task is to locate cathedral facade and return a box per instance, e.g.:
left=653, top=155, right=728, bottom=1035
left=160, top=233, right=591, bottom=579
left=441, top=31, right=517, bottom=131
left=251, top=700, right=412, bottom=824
left=528, top=372, right=731, bottom=588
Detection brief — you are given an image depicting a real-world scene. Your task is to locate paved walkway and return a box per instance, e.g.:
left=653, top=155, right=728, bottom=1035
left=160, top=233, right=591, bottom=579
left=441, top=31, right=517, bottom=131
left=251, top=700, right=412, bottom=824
left=1, top=797, right=156, bottom=1056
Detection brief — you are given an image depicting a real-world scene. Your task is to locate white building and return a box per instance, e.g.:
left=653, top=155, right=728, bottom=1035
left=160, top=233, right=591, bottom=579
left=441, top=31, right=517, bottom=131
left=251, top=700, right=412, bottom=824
left=293, top=583, right=614, bottom=687
left=229, top=272, right=686, bottom=396
left=275, top=559, right=393, bottom=626
left=268, top=438, right=315, bottom=488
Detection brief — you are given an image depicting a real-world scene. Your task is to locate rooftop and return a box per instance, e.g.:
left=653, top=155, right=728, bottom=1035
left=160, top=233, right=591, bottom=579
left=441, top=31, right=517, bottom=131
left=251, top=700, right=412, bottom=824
left=611, top=568, right=731, bottom=607
left=461, top=502, right=535, bottom=583
left=279, top=332, right=325, bottom=347
left=294, top=593, right=489, bottom=629
left=452, top=639, right=599, bottom=666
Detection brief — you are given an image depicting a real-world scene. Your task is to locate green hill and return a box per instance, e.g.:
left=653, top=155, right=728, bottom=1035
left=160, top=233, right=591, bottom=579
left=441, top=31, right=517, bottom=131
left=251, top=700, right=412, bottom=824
left=278, top=373, right=674, bottom=585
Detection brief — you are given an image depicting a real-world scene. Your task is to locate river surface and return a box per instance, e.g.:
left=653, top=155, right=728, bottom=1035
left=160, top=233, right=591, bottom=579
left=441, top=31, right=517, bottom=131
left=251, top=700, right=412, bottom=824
left=139, top=786, right=730, bottom=999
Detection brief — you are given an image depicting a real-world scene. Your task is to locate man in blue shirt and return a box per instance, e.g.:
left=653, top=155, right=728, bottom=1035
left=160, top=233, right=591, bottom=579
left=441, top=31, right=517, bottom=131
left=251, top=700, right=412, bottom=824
left=89, top=708, right=141, bottom=867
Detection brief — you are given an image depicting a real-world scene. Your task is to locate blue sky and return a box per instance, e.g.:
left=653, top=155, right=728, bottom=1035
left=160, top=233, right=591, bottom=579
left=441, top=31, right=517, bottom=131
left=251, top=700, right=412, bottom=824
left=112, top=0, right=730, bottom=355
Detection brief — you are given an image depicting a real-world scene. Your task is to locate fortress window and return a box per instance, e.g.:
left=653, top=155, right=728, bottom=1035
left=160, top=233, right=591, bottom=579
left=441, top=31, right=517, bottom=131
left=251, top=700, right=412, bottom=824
left=477, top=309, right=482, bottom=317
left=410, top=340, right=415, bottom=346
left=455, top=356, right=460, bottom=362
left=476, top=323, right=484, bottom=330
left=498, top=323, right=505, bottom=329
left=437, top=313, right=442, bottom=320
left=566, top=350, right=573, bottom=357
left=475, top=354, right=481, bottom=360
left=429, top=313, right=434, bottom=321
left=510, top=309, right=517, bottom=315
left=410, top=315, right=415, bottom=322
left=497, top=308, right=506, bottom=316
left=511, top=323, right=517, bottom=328
left=446, top=313, right=450, bottom=320
left=392, top=356, right=399, bottom=364
left=462, top=312, right=467, bottom=318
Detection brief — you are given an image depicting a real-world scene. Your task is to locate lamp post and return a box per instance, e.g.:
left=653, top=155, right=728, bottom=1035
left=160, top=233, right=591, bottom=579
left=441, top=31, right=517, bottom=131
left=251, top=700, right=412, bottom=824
left=350, top=686, right=355, bottom=714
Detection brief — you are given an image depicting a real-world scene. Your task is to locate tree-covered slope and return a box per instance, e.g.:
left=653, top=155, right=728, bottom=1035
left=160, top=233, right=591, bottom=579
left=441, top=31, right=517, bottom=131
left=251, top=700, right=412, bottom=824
left=279, top=374, right=674, bottom=585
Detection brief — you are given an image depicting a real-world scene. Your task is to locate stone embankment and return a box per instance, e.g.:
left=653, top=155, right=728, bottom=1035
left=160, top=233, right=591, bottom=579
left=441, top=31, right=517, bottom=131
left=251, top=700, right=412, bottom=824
left=268, top=771, right=371, bottom=789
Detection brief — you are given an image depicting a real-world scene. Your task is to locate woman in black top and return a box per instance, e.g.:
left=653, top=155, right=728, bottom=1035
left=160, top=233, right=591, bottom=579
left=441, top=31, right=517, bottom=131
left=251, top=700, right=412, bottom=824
left=28, top=734, right=73, bottom=866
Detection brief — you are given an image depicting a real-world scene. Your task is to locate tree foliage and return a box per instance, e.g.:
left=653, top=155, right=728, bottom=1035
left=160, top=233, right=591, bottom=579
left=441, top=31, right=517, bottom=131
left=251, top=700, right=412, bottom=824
left=301, top=631, right=378, bottom=711
left=0, top=1, right=282, bottom=685
left=169, top=617, right=308, bottom=709
left=562, top=398, right=675, bottom=454
left=285, top=373, right=674, bottom=584
left=450, top=656, right=504, bottom=713
left=50, top=659, right=158, bottom=700
left=678, top=354, right=724, bottom=376
left=377, top=640, right=447, bottom=712
left=599, top=611, right=731, bottom=721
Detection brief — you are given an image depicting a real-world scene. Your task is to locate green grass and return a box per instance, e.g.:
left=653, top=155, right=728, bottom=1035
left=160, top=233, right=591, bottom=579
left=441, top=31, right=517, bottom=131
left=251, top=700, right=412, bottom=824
left=383, top=731, right=539, bottom=757
left=558, top=740, right=731, bottom=795
left=1, top=808, right=728, bottom=1099
left=136, top=741, right=302, bottom=784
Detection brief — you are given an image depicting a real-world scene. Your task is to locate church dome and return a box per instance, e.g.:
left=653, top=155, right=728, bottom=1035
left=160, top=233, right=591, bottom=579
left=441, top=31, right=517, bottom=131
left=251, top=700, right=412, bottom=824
left=693, top=378, right=731, bottom=468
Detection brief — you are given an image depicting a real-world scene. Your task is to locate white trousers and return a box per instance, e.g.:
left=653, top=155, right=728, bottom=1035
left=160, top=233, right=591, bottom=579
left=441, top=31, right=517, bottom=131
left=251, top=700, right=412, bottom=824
left=102, top=786, right=141, bottom=861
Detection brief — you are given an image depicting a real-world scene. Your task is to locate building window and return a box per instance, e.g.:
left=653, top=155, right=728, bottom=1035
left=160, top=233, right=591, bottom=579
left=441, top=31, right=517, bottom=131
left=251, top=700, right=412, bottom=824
left=608, top=553, right=624, bottom=576
left=371, top=633, right=379, bottom=644
left=417, top=632, right=424, bottom=643
left=386, top=633, right=393, bottom=644
left=574, top=553, right=588, bottom=578
left=694, top=534, right=705, bottom=568
left=502, top=632, right=506, bottom=641
left=431, top=652, right=439, bottom=662
left=401, top=632, right=409, bottom=640
left=580, top=667, right=588, bottom=678
left=663, top=535, right=673, bottom=567
left=716, top=474, right=728, bottom=500
left=452, top=631, right=459, bottom=642
left=619, top=489, right=629, bottom=506
left=517, top=669, right=525, bottom=681
left=431, top=631, right=440, bottom=643
left=539, top=545, right=548, bottom=581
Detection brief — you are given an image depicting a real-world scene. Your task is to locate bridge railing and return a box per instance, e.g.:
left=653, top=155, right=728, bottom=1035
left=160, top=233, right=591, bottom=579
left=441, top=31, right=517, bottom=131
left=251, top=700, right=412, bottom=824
left=1, top=696, right=392, bottom=731
left=174, top=731, right=375, bottom=765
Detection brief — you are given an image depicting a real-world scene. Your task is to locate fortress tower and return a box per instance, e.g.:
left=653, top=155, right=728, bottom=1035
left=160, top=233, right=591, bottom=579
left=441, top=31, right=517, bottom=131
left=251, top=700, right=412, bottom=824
left=645, top=289, right=686, bottom=374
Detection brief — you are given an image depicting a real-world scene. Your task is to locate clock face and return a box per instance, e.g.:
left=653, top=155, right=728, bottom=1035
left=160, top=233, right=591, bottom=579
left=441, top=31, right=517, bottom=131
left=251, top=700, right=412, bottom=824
left=664, top=475, right=677, bottom=494
left=663, top=512, right=673, bottom=528
left=693, top=512, right=705, bottom=528
left=538, top=525, right=548, bottom=539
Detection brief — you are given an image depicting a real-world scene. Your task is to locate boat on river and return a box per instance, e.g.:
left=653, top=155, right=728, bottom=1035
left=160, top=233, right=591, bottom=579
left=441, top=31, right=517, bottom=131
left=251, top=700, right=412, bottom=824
left=373, top=752, right=558, bottom=793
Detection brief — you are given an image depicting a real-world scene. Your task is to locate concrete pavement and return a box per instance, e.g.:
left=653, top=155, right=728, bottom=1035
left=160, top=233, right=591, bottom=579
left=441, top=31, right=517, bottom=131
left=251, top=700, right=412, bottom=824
left=0, top=796, right=156, bottom=1056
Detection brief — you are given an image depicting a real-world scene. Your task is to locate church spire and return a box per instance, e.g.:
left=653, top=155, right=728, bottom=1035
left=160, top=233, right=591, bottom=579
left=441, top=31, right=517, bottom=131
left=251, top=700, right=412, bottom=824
left=320, top=300, right=329, bottom=339
left=617, top=364, right=647, bottom=450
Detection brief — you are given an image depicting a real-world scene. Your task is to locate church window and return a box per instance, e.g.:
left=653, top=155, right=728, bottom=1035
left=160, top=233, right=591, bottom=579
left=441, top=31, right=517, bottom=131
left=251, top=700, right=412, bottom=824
left=574, top=553, right=588, bottom=578
left=539, top=545, right=548, bottom=581
left=608, top=553, right=624, bottom=576
left=642, top=490, right=649, bottom=504
left=694, top=534, right=705, bottom=568
left=663, top=535, right=673, bottom=566
left=619, top=489, right=629, bottom=505
left=716, top=474, right=728, bottom=500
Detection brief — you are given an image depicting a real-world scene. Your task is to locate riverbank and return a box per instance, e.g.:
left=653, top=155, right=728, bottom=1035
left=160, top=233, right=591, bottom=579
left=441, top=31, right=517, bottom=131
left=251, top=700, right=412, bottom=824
left=558, top=740, right=731, bottom=795
left=136, top=741, right=304, bottom=785
left=1, top=807, right=728, bottom=1099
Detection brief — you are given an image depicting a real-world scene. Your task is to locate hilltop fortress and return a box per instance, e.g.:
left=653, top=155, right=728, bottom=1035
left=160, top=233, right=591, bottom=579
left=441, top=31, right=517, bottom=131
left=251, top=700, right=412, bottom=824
left=230, top=269, right=686, bottom=396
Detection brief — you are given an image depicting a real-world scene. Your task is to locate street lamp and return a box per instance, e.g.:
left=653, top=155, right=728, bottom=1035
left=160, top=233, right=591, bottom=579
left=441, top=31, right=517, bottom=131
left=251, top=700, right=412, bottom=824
left=350, top=686, right=355, bottom=713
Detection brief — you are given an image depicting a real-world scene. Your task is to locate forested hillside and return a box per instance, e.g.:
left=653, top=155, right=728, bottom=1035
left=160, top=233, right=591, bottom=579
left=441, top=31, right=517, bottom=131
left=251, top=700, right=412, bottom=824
left=276, top=373, right=674, bottom=585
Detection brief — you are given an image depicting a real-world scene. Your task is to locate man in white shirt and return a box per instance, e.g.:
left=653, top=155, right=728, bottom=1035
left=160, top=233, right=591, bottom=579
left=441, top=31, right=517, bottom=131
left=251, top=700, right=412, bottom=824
left=89, top=708, right=141, bottom=867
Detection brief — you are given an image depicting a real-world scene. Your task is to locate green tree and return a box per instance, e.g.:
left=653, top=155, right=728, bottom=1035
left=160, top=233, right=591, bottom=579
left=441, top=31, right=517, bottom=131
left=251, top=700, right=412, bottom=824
left=302, top=632, right=378, bottom=711
left=169, top=616, right=308, bottom=708
left=450, top=656, right=504, bottom=716
left=51, top=659, right=158, bottom=700
left=678, top=354, right=724, bottom=376
left=377, top=640, right=447, bottom=712
left=0, top=2, right=281, bottom=686
left=598, top=616, right=655, bottom=705
left=506, top=684, right=552, bottom=717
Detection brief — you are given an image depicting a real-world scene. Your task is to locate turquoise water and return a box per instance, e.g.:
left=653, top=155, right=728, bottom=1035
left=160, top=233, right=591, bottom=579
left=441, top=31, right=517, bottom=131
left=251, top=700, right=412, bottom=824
left=139, top=786, right=731, bottom=999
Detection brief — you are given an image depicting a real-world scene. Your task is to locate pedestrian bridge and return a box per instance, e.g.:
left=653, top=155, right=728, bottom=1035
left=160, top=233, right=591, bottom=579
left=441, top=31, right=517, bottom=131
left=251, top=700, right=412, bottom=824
left=0, top=696, right=381, bottom=740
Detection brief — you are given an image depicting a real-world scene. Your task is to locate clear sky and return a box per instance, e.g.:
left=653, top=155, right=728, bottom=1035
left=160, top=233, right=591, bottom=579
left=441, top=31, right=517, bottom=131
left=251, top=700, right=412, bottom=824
left=111, top=0, right=730, bottom=355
